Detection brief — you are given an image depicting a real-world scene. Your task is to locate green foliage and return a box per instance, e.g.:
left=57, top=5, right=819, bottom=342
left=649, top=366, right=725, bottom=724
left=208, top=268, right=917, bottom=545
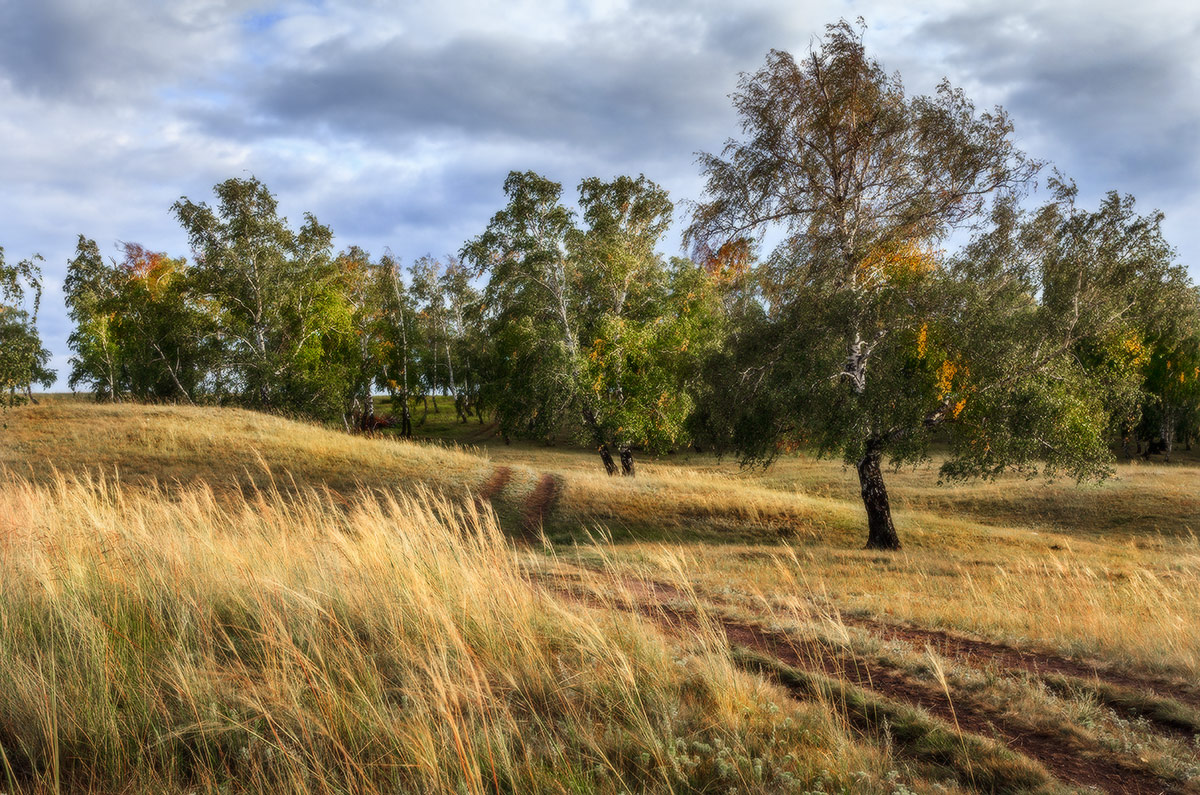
left=463, top=171, right=721, bottom=469
left=65, top=239, right=218, bottom=404
left=685, top=19, right=1191, bottom=547
left=64, top=235, right=122, bottom=399
left=172, top=177, right=352, bottom=419
left=0, top=246, right=54, bottom=408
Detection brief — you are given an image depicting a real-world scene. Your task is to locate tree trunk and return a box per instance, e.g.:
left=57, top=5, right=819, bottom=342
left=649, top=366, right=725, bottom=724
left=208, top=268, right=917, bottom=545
left=360, top=393, right=375, bottom=433
left=619, top=445, right=635, bottom=476
left=1159, top=404, right=1177, bottom=462
left=598, top=444, right=618, bottom=476
left=857, top=442, right=901, bottom=550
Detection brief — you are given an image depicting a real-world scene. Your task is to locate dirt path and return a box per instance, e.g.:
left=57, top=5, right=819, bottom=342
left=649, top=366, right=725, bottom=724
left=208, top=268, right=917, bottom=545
left=475, top=465, right=513, bottom=506
left=521, top=473, right=562, bottom=534
left=688, top=609, right=1184, bottom=795
left=837, top=613, right=1200, bottom=713
left=609, top=573, right=1200, bottom=719
left=541, top=573, right=1194, bottom=794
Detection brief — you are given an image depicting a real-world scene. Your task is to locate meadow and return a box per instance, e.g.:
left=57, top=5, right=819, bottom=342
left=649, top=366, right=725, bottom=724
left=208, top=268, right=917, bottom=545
left=0, top=397, right=1197, bottom=793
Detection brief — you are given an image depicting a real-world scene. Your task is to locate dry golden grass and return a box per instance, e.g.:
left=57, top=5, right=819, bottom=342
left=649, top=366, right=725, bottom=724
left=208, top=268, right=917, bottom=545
left=0, top=471, right=913, bottom=794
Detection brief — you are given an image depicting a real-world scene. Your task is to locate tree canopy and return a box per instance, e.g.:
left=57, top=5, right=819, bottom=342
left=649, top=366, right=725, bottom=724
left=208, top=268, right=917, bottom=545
left=0, top=246, right=54, bottom=410
left=463, top=171, right=720, bottom=474
left=686, top=21, right=1190, bottom=549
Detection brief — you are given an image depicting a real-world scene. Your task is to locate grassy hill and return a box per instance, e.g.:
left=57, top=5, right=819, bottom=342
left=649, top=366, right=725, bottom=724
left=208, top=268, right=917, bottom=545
left=1, top=398, right=1198, bottom=793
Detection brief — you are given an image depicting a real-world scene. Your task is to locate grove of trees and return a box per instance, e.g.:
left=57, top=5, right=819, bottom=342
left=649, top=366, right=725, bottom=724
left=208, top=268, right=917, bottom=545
left=11, top=19, right=1198, bottom=548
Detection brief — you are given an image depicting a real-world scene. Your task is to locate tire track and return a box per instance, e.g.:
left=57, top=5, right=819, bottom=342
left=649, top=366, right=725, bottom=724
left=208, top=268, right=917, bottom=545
left=474, top=465, right=513, bottom=510
left=606, top=573, right=1200, bottom=724
left=521, top=473, right=563, bottom=535
left=540, top=573, right=1194, bottom=794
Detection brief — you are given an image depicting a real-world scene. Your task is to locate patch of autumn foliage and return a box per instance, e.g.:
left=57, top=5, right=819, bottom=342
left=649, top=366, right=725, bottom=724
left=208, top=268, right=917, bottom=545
left=857, top=239, right=938, bottom=287
left=701, top=238, right=753, bottom=283
left=120, top=243, right=183, bottom=299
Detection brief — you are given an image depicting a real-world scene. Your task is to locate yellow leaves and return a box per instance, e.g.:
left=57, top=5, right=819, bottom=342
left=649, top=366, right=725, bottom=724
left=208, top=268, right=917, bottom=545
left=937, top=357, right=972, bottom=417
left=935, top=359, right=959, bottom=397
left=1120, top=333, right=1149, bottom=369
left=916, top=323, right=928, bottom=360
left=857, top=239, right=938, bottom=287
left=588, top=338, right=604, bottom=361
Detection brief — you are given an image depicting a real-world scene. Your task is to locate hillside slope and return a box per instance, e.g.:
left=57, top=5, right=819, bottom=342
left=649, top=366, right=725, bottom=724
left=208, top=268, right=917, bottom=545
left=2, top=399, right=1199, bottom=793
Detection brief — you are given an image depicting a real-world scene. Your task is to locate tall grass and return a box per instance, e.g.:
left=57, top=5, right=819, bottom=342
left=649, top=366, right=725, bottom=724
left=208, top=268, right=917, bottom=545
left=0, top=472, right=885, bottom=794
left=596, top=537, right=1200, bottom=679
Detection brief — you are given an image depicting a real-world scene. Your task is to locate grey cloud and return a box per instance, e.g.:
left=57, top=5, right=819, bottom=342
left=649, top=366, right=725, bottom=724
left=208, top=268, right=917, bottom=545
left=209, top=32, right=737, bottom=165
left=912, top=4, right=1200, bottom=197
left=0, top=0, right=259, bottom=101
left=5, top=0, right=1200, bottom=392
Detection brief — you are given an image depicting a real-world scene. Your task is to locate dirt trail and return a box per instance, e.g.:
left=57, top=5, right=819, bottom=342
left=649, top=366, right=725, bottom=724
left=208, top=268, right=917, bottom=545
left=687, top=609, right=1184, bottom=795
left=838, top=613, right=1200, bottom=712
left=610, top=574, right=1200, bottom=716
left=542, top=573, right=1193, bottom=795
left=475, top=465, right=513, bottom=505
left=521, top=473, right=562, bottom=534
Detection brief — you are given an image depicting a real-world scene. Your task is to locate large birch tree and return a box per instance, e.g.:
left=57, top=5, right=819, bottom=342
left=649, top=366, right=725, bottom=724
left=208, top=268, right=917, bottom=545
left=686, top=20, right=1186, bottom=549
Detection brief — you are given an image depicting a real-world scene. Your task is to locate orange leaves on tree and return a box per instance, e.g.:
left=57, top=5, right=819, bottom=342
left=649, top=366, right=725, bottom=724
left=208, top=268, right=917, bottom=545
left=857, top=239, right=938, bottom=287
left=120, top=243, right=181, bottom=300
left=701, top=238, right=753, bottom=283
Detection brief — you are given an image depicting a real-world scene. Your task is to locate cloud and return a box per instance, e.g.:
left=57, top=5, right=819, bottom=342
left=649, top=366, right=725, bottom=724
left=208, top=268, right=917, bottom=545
left=910, top=1, right=1200, bottom=197
left=0, top=0, right=264, bottom=103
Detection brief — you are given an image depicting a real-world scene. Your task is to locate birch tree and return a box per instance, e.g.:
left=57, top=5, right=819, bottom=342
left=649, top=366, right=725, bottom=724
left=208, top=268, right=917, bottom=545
left=173, top=177, right=350, bottom=418
left=0, top=247, right=54, bottom=408
left=686, top=20, right=1185, bottom=549
left=464, top=171, right=718, bottom=474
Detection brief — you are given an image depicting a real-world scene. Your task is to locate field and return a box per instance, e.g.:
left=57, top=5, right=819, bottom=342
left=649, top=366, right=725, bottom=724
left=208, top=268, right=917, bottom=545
left=0, top=397, right=1198, bottom=793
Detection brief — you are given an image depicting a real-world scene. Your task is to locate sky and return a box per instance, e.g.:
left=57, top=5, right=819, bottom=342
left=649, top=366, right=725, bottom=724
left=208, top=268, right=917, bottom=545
left=3, top=0, right=1199, bottom=388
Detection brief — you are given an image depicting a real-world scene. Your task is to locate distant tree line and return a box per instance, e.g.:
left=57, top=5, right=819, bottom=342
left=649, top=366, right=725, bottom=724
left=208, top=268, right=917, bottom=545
left=8, top=19, right=1199, bottom=547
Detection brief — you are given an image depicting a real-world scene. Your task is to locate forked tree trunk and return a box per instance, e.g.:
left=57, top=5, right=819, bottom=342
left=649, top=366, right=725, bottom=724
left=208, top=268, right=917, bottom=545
left=619, top=445, right=635, bottom=476
left=857, top=442, right=901, bottom=550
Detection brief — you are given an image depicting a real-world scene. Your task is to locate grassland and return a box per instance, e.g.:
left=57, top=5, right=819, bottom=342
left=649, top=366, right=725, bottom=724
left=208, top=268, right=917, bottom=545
left=0, top=396, right=1198, bottom=793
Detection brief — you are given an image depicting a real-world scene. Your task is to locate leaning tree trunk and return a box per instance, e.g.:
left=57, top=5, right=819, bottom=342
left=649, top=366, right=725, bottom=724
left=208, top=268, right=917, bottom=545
left=598, top=444, right=618, bottom=476
left=857, top=442, right=901, bottom=550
